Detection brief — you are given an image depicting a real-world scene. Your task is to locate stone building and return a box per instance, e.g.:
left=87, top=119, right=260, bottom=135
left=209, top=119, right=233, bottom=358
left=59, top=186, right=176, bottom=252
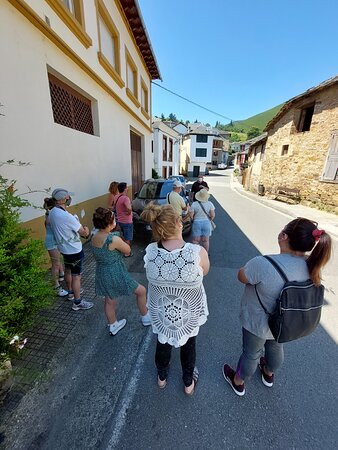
left=243, top=133, right=267, bottom=192
left=260, top=76, right=338, bottom=212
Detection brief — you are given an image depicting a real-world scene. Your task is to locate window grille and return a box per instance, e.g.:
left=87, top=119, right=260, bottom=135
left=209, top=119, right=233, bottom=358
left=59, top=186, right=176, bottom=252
left=48, top=73, right=94, bottom=135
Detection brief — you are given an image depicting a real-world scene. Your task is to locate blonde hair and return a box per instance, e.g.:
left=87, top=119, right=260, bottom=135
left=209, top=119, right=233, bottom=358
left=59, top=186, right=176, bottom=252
left=108, top=181, right=119, bottom=195
left=140, top=204, right=180, bottom=241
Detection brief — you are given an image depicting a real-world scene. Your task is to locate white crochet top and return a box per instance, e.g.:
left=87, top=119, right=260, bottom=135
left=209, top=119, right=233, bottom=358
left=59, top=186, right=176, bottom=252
left=144, top=242, right=208, bottom=348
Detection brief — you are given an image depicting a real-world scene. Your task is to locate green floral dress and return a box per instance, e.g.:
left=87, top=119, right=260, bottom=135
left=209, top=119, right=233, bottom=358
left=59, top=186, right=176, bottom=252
left=91, top=232, right=138, bottom=298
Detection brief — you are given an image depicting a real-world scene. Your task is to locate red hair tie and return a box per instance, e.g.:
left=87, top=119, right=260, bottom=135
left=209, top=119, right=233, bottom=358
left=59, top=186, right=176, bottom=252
left=312, top=229, right=325, bottom=241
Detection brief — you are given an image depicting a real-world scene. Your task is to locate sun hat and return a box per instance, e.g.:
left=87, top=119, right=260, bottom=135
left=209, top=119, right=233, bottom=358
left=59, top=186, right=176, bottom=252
left=195, top=189, right=210, bottom=202
left=173, top=180, right=183, bottom=188
left=52, top=188, right=74, bottom=200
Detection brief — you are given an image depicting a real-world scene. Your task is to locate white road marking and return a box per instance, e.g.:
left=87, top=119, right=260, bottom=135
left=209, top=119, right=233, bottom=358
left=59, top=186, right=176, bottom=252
left=106, top=328, right=153, bottom=449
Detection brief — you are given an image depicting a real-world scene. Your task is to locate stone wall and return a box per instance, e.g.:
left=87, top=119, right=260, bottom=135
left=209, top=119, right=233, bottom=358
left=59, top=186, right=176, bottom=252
left=260, top=84, right=338, bottom=212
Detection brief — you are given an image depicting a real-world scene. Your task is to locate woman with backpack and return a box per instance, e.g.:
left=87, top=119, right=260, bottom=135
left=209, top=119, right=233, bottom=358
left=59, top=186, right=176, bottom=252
left=223, top=217, right=332, bottom=396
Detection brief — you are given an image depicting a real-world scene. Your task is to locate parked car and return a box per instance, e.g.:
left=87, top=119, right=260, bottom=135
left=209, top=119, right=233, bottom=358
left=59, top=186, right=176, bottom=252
left=132, top=178, right=191, bottom=240
left=168, top=174, right=187, bottom=188
left=217, top=163, right=227, bottom=169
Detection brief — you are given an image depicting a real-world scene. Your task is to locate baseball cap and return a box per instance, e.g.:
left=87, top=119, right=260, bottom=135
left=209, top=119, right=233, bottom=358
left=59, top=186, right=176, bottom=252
left=52, top=188, right=74, bottom=200
left=173, top=180, right=183, bottom=188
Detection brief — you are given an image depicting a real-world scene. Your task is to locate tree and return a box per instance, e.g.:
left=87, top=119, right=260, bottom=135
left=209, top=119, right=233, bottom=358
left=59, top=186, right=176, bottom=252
left=247, top=126, right=261, bottom=139
left=205, top=123, right=210, bottom=127
left=160, top=113, right=165, bottom=121
left=168, top=113, right=177, bottom=122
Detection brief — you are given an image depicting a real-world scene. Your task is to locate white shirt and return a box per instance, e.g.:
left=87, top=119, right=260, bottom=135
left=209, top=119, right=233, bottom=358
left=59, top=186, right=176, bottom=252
left=190, top=201, right=215, bottom=221
left=48, top=207, right=82, bottom=254
left=144, top=242, right=208, bottom=348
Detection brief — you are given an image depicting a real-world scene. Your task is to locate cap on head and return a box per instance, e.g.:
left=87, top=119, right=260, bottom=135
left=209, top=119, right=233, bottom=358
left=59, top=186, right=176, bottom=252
left=52, top=188, right=73, bottom=201
left=173, top=180, right=183, bottom=188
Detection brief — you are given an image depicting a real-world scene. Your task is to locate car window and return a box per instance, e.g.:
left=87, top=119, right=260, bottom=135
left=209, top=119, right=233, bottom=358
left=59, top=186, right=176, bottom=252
left=138, top=181, right=164, bottom=199
left=160, top=182, right=174, bottom=198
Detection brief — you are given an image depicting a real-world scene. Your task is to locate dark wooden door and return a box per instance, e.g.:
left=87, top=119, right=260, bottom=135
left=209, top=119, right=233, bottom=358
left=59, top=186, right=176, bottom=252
left=130, top=130, right=142, bottom=194
left=193, top=165, right=200, bottom=177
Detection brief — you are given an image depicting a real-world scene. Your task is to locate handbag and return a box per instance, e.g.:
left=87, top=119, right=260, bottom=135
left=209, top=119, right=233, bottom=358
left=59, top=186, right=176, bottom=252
left=255, top=256, right=324, bottom=343
left=198, top=201, right=216, bottom=230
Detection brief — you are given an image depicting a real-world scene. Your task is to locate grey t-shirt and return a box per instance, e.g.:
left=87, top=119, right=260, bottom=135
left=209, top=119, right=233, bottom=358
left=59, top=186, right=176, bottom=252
left=191, top=201, right=215, bottom=221
left=240, top=253, right=309, bottom=339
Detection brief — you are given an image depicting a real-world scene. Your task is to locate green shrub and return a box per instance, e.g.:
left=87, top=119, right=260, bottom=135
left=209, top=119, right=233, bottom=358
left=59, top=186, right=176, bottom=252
left=151, top=168, right=159, bottom=179
left=0, top=174, right=53, bottom=361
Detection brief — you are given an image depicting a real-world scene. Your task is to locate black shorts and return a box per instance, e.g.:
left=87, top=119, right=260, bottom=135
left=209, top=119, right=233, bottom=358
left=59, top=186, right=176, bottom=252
left=62, top=250, right=84, bottom=275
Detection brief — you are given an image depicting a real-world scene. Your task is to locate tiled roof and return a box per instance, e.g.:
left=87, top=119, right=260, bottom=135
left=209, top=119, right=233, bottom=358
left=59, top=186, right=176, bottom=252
left=265, top=75, right=338, bottom=130
left=118, top=0, right=161, bottom=80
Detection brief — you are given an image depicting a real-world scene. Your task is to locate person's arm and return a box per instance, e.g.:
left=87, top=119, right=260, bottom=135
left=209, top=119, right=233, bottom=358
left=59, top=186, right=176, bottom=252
left=189, top=203, right=195, bottom=219
left=199, top=246, right=210, bottom=276
left=124, top=197, right=132, bottom=215
left=78, top=225, right=90, bottom=238
left=107, top=193, right=114, bottom=208
left=209, top=205, right=215, bottom=220
left=238, top=268, right=249, bottom=284
left=109, top=235, right=131, bottom=256
left=237, top=256, right=262, bottom=285
left=180, top=196, right=188, bottom=211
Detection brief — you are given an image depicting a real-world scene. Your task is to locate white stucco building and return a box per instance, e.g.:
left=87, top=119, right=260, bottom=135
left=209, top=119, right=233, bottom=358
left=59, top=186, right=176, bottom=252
left=180, top=124, right=230, bottom=177
left=152, top=120, right=180, bottom=178
left=0, top=0, right=160, bottom=237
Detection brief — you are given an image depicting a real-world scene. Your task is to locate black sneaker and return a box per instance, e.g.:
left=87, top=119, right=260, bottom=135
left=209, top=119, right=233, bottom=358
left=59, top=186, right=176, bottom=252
left=259, top=357, right=274, bottom=387
left=222, top=364, right=245, bottom=396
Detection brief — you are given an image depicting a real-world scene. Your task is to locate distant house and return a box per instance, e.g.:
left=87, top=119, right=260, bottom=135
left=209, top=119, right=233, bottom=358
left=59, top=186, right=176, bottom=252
left=152, top=120, right=180, bottom=178
left=180, top=124, right=230, bottom=176
left=260, top=76, right=338, bottom=211
left=230, top=142, right=241, bottom=153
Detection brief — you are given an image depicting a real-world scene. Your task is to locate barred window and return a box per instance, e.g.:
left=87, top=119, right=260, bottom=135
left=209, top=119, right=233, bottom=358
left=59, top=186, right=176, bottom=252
left=48, top=73, right=94, bottom=135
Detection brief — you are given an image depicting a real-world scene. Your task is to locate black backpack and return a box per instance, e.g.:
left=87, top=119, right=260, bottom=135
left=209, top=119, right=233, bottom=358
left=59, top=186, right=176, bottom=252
left=255, top=256, right=324, bottom=343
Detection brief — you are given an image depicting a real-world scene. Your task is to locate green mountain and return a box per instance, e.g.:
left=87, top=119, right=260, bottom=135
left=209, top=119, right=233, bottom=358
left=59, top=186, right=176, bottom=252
left=234, top=104, right=283, bottom=132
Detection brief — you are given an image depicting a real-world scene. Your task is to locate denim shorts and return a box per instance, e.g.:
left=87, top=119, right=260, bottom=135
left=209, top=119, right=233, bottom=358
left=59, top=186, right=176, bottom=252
left=192, top=219, right=211, bottom=237
left=62, top=250, right=84, bottom=275
left=45, top=230, right=57, bottom=251
left=118, top=222, right=133, bottom=241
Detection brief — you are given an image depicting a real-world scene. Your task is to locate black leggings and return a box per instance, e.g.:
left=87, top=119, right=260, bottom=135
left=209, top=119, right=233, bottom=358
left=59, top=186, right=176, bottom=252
left=155, top=337, right=196, bottom=387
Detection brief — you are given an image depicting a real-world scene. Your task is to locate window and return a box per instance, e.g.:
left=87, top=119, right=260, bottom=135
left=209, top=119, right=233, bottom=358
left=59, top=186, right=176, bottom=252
left=168, top=139, right=173, bottom=162
left=196, top=134, right=208, bottom=143
left=169, top=166, right=173, bottom=177
left=322, top=131, right=338, bottom=182
left=196, top=148, right=207, bottom=157
left=45, top=0, right=91, bottom=48
left=297, top=104, right=315, bottom=132
left=125, top=47, right=139, bottom=107
left=141, top=77, right=149, bottom=116
left=162, top=167, right=167, bottom=178
left=96, top=0, right=123, bottom=88
left=48, top=73, right=94, bottom=135
left=213, top=151, right=218, bottom=156
left=281, top=145, right=289, bottom=156
left=163, top=136, right=167, bottom=161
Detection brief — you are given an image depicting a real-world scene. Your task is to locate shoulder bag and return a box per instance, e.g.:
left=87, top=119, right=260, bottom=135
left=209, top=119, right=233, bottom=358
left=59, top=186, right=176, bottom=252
left=198, top=201, right=216, bottom=231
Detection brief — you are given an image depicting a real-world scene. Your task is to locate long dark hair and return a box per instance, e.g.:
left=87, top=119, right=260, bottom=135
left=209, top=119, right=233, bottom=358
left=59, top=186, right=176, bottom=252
left=284, top=218, right=332, bottom=286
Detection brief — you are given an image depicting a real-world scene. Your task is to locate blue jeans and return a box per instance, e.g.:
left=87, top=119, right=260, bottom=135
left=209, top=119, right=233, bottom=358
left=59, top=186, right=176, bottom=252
left=236, top=328, right=284, bottom=381
left=117, top=222, right=133, bottom=241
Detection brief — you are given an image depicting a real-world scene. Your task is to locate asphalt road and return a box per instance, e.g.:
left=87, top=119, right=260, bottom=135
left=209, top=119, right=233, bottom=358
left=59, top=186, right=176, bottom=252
left=3, top=171, right=338, bottom=450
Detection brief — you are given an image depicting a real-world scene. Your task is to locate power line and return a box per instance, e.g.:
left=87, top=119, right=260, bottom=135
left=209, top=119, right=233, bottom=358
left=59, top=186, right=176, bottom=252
left=152, top=81, right=233, bottom=122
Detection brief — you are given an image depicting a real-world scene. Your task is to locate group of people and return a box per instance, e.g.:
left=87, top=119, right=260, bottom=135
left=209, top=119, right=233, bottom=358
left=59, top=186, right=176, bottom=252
left=43, top=181, right=332, bottom=397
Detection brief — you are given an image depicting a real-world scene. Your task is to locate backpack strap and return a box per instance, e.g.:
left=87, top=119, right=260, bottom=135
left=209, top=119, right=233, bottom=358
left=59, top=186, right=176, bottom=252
left=264, top=255, right=289, bottom=282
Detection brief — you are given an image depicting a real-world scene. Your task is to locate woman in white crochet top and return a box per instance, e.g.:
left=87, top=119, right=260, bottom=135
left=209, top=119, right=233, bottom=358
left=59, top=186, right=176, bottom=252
left=141, top=204, right=210, bottom=395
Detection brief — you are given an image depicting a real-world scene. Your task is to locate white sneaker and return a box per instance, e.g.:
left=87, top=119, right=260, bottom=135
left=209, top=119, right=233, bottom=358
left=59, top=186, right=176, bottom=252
left=56, top=286, right=68, bottom=297
left=109, top=319, right=127, bottom=335
left=72, top=300, right=93, bottom=311
left=141, top=313, right=151, bottom=326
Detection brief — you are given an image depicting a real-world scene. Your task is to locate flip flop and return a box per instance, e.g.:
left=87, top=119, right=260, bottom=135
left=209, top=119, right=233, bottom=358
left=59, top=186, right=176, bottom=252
left=185, top=367, right=199, bottom=396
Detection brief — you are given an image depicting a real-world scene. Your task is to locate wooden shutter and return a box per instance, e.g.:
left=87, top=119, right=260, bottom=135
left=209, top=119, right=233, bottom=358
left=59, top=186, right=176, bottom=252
left=322, top=131, right=338, bottom=181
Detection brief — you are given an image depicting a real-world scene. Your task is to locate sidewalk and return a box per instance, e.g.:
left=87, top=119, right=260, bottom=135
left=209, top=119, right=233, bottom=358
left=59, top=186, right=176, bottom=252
left=230, top=176, right=338, bottom=240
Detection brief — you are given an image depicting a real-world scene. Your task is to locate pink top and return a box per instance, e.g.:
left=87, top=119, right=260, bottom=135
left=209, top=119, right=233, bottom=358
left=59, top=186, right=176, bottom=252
left=115, top=194, right=133, bottom=224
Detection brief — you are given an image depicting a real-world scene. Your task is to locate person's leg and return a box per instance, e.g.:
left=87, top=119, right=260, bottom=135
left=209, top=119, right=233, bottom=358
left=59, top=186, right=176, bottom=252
left=64, top=267, right=72, bottom=292
left=104, top=297, right=117, bottom=324
left=134, top=284, right=147, bottom=316
left=180, top=337, right=196, bottom=391
left=48, top=249, right=61, bottom=287
left=200, top=236, right=209, bottom=252
left=155, top=340, right=172, bottom=382
left=72, top=274, right=82, bottom=301
left=264, top=340, right=284, bottom=375
left=235, top=328, right=266, bottom=384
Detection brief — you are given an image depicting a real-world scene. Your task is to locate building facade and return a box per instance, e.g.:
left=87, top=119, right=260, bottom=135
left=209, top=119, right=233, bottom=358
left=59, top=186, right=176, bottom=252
left=152, top=120, right=180, bottom=178
left=1, top=0, right=160, bottom=237
left=260, top=76, right=338, bottom=211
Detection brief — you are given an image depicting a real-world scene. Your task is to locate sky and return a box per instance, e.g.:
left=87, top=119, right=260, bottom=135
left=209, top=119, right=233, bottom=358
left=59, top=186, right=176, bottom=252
left=138, top=0, right=338, bottom=125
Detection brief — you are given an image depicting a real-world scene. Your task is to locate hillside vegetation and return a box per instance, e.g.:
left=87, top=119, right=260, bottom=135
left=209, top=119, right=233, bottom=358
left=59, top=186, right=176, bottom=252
left=234, top=104, right=283, bottom=132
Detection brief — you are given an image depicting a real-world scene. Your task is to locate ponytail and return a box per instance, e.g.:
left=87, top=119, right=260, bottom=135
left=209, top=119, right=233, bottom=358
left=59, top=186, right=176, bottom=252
left=307, top=232, right=332, bottom=286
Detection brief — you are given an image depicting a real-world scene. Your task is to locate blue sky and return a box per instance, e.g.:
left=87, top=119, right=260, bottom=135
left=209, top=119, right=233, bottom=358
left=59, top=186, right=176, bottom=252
left=139, top=0, right=338, bottom=124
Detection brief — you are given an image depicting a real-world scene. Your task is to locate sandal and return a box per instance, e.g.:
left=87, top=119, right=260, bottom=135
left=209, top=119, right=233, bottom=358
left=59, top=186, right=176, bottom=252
left=184, top=367, right=199, bottom=396
left=157, top=376, right=167, bottom=389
